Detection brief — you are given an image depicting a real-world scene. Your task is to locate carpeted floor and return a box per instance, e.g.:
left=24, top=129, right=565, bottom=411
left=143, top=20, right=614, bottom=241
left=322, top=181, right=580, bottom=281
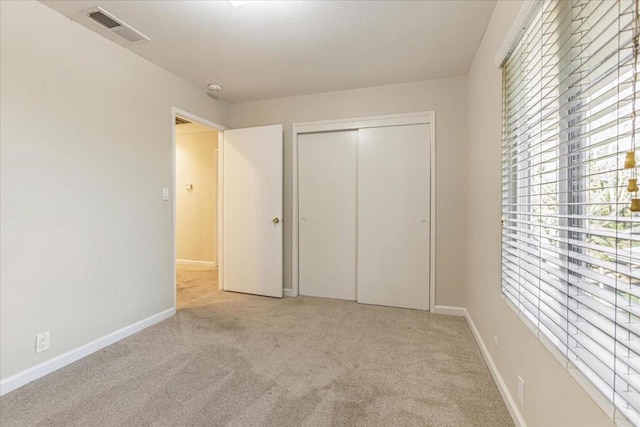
left=0, top=265, right=513, bottom=426
left=176, top=263, right=220, bottom=310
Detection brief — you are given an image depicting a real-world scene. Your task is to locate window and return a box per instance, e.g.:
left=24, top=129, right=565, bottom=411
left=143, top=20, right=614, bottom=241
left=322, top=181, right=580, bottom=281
left=501, top=0, right=639, bottom=424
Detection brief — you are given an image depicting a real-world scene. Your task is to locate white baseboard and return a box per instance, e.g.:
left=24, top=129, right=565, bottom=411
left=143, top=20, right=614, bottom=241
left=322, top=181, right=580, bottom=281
left=432, top=302, right=524, bottom=425
left=176, top=259, right=217, bottom=267
left=283, top=288, right=296, bottom=297
left=0, top=307, right=175, bottom=396
left=432, top=305, right=466, bottom=316
left=463, top=308, right=527, bottom=427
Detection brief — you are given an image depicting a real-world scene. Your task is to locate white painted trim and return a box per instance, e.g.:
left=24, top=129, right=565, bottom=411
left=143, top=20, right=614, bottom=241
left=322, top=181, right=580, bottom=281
left=171, top=107, right=226, bottom=302
left=432, top=305, right=466, bottom=316
left=213, top=148, right=219, bottom=268
left=494, top=1, right=541, bottom=68
left=294, top=112, right=431, bottom=134
left=463, top=308, right=527, bottom=427
left=292, top=126, right=299, bottom=297
left=172, top=111, right=178, bottom=319
left=292, top=112, right=437, bottom=313
left=0, top=308, right=175, bottom=396
left=283, top=288, right=296, bottom=297
left=176, top=259, right=217, bottom=267
left=428, top=114, right=436, bottom=312
left=172, top=108, right=227, bottom=132
left=217, top=140, right=224, bottom=291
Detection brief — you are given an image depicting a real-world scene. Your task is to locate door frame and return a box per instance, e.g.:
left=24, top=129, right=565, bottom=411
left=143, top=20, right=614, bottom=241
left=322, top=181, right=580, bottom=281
left=291, top=111, right=437, bottom=311
left=171, top=107, right=226, bottom=309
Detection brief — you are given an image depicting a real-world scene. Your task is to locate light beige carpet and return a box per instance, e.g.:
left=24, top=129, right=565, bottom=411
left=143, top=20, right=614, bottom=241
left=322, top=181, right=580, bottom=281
left=0, top=265, right=513, bottom=426
left=176, top=263, right=219, bottom=310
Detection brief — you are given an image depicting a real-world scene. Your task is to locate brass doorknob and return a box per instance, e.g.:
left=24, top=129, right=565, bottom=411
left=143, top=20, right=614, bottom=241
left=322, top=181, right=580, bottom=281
left=272, top=217, right=280, bottom=224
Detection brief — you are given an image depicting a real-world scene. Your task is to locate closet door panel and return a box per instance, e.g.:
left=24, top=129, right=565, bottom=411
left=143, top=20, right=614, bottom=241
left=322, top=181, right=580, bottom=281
left=299, top=131, right=357, bottom=300
left=357, top=124, right=430, bottom=310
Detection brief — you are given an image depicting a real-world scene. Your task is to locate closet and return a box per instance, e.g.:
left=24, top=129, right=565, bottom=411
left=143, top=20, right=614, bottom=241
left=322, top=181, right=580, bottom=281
left=298, top=122, right=431, bottom=310
left=299, top=131, right=358, bottom=300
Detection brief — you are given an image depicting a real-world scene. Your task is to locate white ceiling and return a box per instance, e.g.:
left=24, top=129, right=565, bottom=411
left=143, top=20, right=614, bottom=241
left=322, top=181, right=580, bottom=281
left=41, top=0, right=497, bottom=103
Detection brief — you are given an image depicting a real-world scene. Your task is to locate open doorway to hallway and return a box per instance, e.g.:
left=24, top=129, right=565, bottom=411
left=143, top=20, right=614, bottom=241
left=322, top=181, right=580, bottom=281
left=174, top=115, right=219, bottom=309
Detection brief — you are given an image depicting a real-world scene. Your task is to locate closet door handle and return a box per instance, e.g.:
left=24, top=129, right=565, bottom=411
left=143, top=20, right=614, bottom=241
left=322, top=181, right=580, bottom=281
left=272, top=217, right=280, bottom=224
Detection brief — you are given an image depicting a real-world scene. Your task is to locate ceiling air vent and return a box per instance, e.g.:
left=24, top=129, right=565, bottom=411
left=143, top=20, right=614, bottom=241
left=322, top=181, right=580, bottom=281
left=175, top=117, right=191, bottom=125
left=84, top=7, right=149, bottom=43
left=87, top=11, right=120, bottom=29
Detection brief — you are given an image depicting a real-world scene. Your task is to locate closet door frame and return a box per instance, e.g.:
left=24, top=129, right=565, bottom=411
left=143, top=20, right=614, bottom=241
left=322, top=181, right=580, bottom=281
left=291, top=112, right=437, bottom=311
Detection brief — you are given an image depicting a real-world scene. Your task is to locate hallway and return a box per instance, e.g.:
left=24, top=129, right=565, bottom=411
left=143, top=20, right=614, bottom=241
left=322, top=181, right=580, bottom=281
left=177, top=263, right=218, bottom=310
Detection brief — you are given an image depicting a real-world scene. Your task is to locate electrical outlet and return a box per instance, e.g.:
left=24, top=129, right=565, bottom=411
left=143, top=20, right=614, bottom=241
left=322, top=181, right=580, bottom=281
left=517, top=376, right=525, bottom=407
left=493, top=335, right=498, bottom=351
left=36, top=332, right=50, bottom=354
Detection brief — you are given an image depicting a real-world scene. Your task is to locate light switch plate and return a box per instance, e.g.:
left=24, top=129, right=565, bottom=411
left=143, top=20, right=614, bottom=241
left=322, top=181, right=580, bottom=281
left=162, top=187, right=169, bottom=201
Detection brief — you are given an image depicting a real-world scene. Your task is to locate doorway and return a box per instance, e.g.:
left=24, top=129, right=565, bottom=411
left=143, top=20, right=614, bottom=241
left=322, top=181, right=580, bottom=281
left=173, top=110, right=223, bottom=310
left=172, top=108, right=285, bottom=309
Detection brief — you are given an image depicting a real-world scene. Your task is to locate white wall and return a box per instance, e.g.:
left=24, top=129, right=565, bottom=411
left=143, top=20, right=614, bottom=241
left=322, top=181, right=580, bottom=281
left=465, top=1, right=614, bottom=426
left=0, top=1, right=228, bottom=380
left=229, top=78, right=468, bottom=307
left=175, top=125, right=218, bottom=263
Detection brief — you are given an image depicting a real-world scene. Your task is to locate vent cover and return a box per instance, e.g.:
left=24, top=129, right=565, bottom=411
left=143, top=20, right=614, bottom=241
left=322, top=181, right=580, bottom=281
left=83, top=7, right=149, bottom=43
left=87, top=11, right=120, bottom=29
left=175, top=117, right=191, bottom=125
left=112, top=26, right=148, bottom=43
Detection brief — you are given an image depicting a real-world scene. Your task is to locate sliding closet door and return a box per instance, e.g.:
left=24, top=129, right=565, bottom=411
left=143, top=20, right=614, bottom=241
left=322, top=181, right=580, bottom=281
left=357, top=124, right=430, bottom=310
left=298, top=131, right=357, bottom=300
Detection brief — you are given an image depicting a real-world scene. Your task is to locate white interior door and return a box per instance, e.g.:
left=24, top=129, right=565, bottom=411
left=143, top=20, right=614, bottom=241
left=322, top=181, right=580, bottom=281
left=298, top=131, right=357, bottom=300
left=357, top=124, right=430, bottom=310
left=222, top=125, right=283, bottom=297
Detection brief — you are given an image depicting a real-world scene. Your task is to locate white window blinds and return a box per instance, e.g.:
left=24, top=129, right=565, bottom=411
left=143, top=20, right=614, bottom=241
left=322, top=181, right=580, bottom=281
left=501, top=0, right=640, bottom=424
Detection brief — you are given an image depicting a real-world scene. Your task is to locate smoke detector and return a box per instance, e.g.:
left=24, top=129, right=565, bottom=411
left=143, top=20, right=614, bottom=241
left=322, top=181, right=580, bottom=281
left=207, top=83, right=223, bottom=93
